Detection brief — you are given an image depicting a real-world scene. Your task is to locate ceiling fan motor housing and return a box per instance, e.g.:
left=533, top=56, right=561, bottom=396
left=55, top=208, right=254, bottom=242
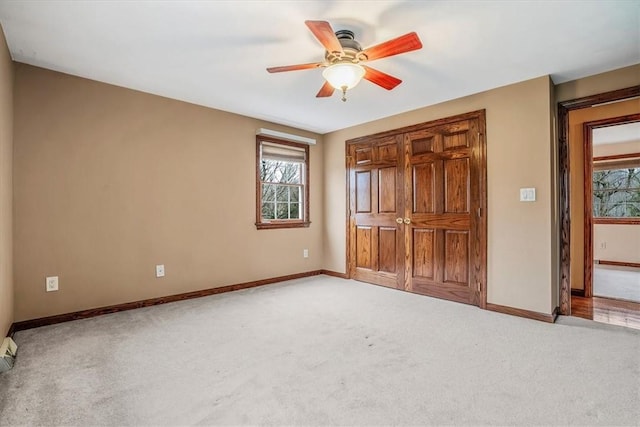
left=325, top=30, right=366, bottom=64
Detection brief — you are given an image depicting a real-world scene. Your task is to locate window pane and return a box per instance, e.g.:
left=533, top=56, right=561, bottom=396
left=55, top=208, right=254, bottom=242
left=290, top=203, right=300, bottom=219
left=262, top=184, right=275, bottom=202
left=276, top=203, right=289, bottom=219
left=260, top=160, right=277, bottom=182
left=276, top=185, right=289, bottom=202
left=593, top=167, right=640, bottom=217
left=291, top=186, right=300, bottom=203
left=261, top=160, right=301, bottom=185
left=280, top=163, right=301, bottom=184
left=262, top=202, right=275, bottom=220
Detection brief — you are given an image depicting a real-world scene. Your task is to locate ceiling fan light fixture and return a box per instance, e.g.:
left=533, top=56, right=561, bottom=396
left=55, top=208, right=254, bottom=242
left=322, top=63, right=365, bottom=91
left=267, top=21, right=422, bottom=101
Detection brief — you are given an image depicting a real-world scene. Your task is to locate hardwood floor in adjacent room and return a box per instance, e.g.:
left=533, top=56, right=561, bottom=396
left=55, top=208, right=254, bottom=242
left=572, top=295, right=640, bottom=330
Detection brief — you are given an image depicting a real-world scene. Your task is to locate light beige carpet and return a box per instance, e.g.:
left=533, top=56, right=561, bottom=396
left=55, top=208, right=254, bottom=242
left=593, top=264, right=640, bottom=302
left=1, top=275, right=639, bottom=426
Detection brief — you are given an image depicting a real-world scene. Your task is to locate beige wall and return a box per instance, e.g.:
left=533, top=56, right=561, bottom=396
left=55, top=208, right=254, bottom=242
left=323, top=76, right=556, bottom=314
left=555, top=64, right=640, bottom=103
left=13, top=64, right=324, bottom=321
left=0, top=25, right=13, bottom=336
left=566, top=99, right=639, bottom=290
left=593, top=140, right=640, bottom=157
left=594, top=225, right=640, bottom=264
left=9, top=58, right=640, bottom=323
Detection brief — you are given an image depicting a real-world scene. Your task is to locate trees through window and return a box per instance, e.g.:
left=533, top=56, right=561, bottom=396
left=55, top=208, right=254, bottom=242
left=593, top=165, right=640, bottom=218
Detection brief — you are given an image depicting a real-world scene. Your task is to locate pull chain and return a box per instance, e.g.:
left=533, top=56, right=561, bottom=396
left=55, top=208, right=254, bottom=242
left=340, top=85, right=348, bottom=102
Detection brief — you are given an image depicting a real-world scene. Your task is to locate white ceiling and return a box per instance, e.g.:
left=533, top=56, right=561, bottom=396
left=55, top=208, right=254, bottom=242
left=0, top=1, right=638, bottom=134
left=593, top=121, right=640, bottom=145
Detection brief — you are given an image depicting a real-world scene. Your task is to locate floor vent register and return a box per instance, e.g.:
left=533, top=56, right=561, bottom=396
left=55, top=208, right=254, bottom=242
left=0, top=337, right=17, bottom=373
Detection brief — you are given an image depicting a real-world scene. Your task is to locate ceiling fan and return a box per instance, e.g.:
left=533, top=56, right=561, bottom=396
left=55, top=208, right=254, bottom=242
left=267, top=21, right=423, bottom=102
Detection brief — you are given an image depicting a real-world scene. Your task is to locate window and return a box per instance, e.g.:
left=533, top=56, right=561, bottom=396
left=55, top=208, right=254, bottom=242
left=593, top=157, right=640, bottom=222
left=256, top=137, right=310, bottom=229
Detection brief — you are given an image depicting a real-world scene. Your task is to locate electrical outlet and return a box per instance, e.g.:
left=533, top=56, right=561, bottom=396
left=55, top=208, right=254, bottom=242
left=303, top=249, right=309, bottom=258
left=46, top=276, right=59, bottom=292
left=599, top=242, right=606, bottom=249
left=156, top=264, right=165, bottom=278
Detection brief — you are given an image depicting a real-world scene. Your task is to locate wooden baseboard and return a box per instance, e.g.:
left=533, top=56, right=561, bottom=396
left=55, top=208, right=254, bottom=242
left=571, top=288, right=586, bottom=297
left=321, top=269, right=349, bottom=279
left=11, top=270, right=324, bottom=332
left=597, top=260, right=640, bottom=269
left=6, top=323, right=15, bottom=338
left=486, top=303, right=558, bottom=323
left=9, top=270, right=565, bottom=333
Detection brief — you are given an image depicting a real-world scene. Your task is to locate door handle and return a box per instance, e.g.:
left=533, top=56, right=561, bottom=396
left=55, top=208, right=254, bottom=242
left=404, top=218, right=411, bottom=224
left=396, top=217, right=403, bottom=224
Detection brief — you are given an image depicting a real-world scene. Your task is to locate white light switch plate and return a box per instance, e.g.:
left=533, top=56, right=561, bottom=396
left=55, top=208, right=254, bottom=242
left=156, top=264, right=165, bottom=278
left=520, top=188, right=536, bottom=202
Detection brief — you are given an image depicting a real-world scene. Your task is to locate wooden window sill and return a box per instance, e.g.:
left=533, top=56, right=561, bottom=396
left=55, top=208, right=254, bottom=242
left=255, top=221, right=311, bottom=230
left=593, top=218, right=640, bottom=225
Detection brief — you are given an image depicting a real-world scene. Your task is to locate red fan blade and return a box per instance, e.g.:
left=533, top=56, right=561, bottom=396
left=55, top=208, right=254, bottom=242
left=362, top=65, right=402, bottom=90
left=316, top=81, right=335, bottom=97
left=361, top=32, right=422, bottom=61
left=305, top=20, right=343, bottom=54
left=267, top=62, right=324, bottom=73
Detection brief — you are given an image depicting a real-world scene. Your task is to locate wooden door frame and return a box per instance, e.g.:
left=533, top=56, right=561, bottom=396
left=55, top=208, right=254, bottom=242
left=557, top=86, right=640, bottom=315
left=583, top=114, right=640, bottom=298
left=345, top=110, right=487, bottom=308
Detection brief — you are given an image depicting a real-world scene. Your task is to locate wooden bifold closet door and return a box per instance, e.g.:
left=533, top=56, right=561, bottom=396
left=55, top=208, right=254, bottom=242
left=347, top=110, right=487, bottom=307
